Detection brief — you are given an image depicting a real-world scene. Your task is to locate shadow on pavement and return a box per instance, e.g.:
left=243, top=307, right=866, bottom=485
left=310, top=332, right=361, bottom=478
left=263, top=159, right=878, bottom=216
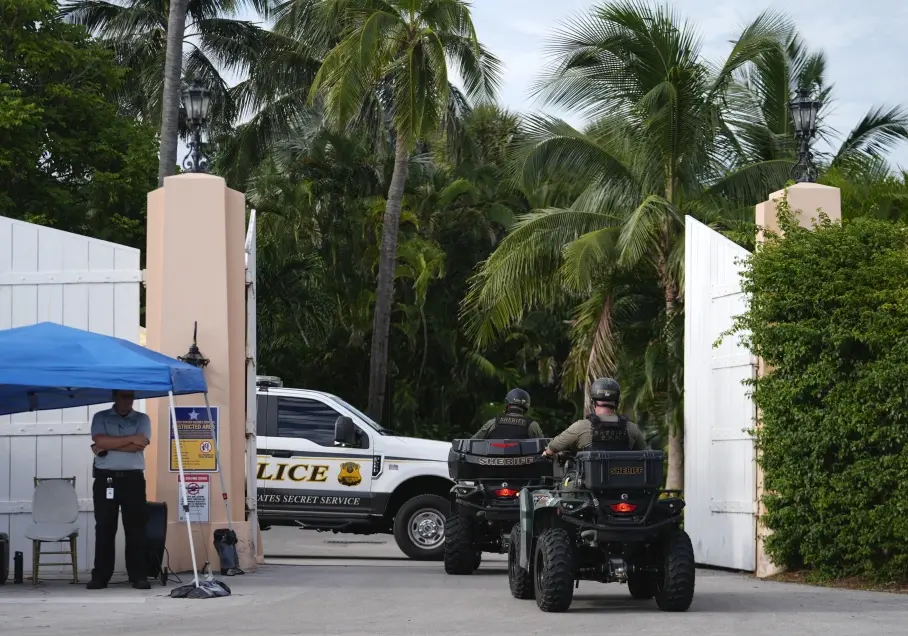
left=565, top=590, right=908, bottom=614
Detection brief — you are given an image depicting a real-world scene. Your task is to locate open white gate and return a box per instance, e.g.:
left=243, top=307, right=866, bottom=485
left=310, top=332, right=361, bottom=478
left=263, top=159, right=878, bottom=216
left=0, top=215, right=142, bottom=574
left=244, top=209, right=258, bottom=556
left=683, top=216, right=757, bottom=571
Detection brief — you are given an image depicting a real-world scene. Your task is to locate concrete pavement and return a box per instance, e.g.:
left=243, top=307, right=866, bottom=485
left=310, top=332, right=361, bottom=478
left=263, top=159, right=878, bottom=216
left=1, top=528, right=905, bottom=636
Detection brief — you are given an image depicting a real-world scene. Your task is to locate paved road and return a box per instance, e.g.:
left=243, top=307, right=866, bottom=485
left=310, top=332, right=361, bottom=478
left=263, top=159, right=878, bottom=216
left=2, top=529, right=906, bottom=636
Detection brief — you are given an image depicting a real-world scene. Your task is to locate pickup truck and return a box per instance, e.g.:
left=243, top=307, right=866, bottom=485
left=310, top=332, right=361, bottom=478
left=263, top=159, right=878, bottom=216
left=255, top=376, right=454, bottom=560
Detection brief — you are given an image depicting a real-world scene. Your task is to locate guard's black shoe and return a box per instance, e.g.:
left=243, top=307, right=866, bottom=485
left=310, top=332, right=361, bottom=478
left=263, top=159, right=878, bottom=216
left=86, top=580, right=107, bottom=589
left=131, top=579, right=151, bottom=590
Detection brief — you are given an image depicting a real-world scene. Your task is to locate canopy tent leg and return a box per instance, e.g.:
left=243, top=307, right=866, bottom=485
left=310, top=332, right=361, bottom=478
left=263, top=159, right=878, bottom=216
left=168, top=391, right=200, bottom=587
left=203, top=393, right=233, bottom=529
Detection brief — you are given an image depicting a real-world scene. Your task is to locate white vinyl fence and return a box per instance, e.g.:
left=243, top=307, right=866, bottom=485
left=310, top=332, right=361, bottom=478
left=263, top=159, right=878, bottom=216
left=0, top=215, right=142, bottom=574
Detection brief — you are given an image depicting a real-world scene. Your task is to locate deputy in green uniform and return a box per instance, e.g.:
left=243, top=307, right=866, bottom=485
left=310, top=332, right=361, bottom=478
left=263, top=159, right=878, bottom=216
left=472, top=388, right=545, bottom=439
left=541, top=377, right=647, bottom=456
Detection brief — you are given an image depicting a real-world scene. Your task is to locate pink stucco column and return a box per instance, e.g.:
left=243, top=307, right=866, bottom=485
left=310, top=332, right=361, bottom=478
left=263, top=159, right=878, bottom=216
left=144, top=174, right=261, bottom=574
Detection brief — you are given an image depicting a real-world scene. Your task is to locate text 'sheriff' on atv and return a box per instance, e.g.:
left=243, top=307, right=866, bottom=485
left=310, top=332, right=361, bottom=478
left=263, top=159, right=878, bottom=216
left=508, top=449, right=695, bottom=613
left=443, top=438, right=555, bottom=575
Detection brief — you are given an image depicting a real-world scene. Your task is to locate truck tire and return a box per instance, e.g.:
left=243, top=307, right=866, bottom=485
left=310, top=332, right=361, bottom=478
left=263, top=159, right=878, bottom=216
left=443, top=512, right=476, bottom=574
left=508, top=524, right=533, bottom=599
left=533, top=528, right=575, bottom=612
left=393, top=493, right=449, bottom=561
left=654, top=528, right=696, bottom=612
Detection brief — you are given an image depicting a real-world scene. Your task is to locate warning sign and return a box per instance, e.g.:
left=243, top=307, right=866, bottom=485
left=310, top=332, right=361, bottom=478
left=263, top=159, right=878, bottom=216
left=169, top=406, right=219, bottom=473
left=177, top=474, right=210, bottom=523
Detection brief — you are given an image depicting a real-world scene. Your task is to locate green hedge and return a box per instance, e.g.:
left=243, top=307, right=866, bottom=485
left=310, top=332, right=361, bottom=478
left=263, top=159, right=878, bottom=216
left=726, top=192, right=908, bottom=582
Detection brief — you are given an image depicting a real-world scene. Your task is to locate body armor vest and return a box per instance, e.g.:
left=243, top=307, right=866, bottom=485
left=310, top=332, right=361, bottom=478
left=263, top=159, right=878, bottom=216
left=487, top=412, right=532, bottom=439
left=588, top=415, right=631, bottom=451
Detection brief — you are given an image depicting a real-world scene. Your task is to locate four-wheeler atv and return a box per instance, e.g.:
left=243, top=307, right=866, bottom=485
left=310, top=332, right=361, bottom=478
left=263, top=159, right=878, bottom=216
left=444, top=438, right=554, bottom=575
left=508, top=449, right=694, bottom=612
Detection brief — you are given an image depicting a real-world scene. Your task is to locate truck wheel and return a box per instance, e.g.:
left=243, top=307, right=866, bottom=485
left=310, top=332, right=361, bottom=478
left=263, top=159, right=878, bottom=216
left=627, top=570, right=657, bottom=600
left=508, top=524, right=533, bottom=599
left=443, top=512, right=476, bottom=574
left=533, top=528, right=575, bottom=612
left=393, top=493, right=449, bottom=561
left=473, top=551, right=482, bottom=570
left=654, top=528, right=696, bottom=612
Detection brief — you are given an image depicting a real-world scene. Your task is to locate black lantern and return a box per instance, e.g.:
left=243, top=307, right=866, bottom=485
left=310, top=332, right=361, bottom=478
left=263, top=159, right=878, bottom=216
left=181, top=79, right=212, bottom=173
left=178, top=321, right=210, bottom=369
left=789, top=86, right=822, bottom=183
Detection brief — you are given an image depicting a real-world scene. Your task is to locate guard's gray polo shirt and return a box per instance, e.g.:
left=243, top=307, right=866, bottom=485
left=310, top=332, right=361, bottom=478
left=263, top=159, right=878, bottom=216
left=91, top=408, right=152, bottom=471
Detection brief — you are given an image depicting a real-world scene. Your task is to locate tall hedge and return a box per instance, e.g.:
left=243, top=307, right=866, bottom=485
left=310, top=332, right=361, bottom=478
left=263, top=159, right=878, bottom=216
left=726, top=192, right=908, bottom=582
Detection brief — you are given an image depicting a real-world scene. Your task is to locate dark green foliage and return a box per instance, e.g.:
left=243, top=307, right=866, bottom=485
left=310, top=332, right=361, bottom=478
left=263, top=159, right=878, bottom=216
left=726, top=191, right=908, bottom=582
left=0, top=0, right=158, bottom=254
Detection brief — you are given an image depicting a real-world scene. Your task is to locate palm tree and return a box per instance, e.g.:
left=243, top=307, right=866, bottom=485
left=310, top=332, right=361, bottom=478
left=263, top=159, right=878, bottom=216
left=59, top=0, right=272, bottom=184
left=159, top=0, right=189, bottom=185
left=728, top=29, right=908, bottom=173
left=463, top=1, right=794, bottom=490
left=297, top=0, right=502, bottom=421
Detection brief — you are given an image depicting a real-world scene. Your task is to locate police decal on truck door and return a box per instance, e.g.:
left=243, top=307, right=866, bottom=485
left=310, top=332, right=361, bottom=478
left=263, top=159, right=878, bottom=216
left=257, top=395, right=373, bottom=516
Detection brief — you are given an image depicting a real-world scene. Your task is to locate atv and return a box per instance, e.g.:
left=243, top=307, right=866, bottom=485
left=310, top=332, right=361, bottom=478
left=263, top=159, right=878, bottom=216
left=508, top=449, right=694, bottom=612
left=444, top=438, right=554, bottom=575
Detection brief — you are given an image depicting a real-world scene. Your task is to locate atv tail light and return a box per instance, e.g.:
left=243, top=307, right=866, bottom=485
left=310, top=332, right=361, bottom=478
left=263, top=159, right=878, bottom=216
left=490, top=442, right=518, bottom=448
left=610, top=502, right=637, bottom=513
left=494, top=488, right=519, bottom=497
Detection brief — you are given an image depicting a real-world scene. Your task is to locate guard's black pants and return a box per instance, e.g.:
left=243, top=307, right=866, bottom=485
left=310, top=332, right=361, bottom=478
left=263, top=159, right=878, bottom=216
left=91, top=468, right=147, bottom=583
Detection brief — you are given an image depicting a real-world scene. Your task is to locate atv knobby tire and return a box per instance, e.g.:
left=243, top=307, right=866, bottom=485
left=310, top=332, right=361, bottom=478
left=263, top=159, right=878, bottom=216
left=508, top=524, right=533, bottom=600
left=627, top=570, right=657, bottom=600
left=443, top=512, right=476, bottom=575
left=654, top=528, right=696, bottom=612
left=533, top=528, right=575, bottom=612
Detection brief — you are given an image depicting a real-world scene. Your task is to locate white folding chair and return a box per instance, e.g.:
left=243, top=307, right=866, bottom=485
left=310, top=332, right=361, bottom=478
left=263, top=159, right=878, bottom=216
left=25, top=477, right=80, bottom=584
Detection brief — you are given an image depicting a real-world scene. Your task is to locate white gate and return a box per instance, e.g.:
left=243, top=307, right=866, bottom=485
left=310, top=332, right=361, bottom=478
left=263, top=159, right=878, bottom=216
left=683, top=216, right=757, bottom=571
left=0, top=215, right=142, bottom=574
left=244, top=209, right=258, bottom=555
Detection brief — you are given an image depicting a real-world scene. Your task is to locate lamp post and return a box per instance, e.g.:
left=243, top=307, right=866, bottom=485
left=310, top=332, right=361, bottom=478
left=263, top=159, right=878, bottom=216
left=181, top=79, right=213, bottom=173
left=789, top=85, right=822, bottom=183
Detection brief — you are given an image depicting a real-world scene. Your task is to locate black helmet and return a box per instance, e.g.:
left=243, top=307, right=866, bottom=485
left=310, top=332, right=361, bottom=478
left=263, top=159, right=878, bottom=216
left=590, top=377, right=620, bottom=406
left=505, top=388, right=531, bottom=411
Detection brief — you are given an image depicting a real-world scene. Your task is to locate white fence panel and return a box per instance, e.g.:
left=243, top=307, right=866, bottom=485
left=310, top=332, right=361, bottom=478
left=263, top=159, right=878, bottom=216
left=0, top=215, right=142, bottom=575
left=683, top=216, right=757, bottom=571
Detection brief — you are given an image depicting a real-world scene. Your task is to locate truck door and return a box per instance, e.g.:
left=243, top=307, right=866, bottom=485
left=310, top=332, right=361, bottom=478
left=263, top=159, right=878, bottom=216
left=258, top=394, right=374, bottom=519
left=255, top=393, right=276, bottom=519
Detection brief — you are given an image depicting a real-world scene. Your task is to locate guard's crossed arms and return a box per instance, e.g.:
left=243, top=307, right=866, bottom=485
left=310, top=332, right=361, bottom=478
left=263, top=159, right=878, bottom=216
left=91, top=434, right=149, bottom=454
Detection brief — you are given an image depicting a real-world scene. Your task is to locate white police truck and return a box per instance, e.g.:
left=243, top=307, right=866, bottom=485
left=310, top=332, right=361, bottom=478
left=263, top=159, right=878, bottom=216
left=254, top=376, right=453, bottom=559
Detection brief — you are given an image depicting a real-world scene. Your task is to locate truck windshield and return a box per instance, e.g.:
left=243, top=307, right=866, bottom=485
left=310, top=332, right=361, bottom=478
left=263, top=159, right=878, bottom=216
left=330, top=397, right=393, bottom=435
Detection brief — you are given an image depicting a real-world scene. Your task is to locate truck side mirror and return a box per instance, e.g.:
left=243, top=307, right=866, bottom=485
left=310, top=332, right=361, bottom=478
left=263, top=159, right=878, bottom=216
left=334, top=416, right=357, bottom=447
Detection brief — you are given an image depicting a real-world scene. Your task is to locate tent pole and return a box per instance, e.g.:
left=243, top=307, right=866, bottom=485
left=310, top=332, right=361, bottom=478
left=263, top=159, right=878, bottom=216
left=169, top=391, right=200, bottom=587
left=203, top=392, right=233, bottom=530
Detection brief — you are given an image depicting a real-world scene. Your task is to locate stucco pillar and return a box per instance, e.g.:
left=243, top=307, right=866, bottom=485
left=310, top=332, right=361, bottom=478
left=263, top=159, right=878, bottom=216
left=753, top=182, right=841, bottom=578
left=144, top=174, right=260, bottom=574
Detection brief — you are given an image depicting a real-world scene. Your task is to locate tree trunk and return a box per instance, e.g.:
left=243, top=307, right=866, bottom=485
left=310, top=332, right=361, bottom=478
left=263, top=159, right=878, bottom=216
left=367, top=135, right=410, bottom=422
left=661, top=260, right=683, bottom=492
left=666, top=414, right=684, bottom=492
left=157, top=0, right=188, bottom=187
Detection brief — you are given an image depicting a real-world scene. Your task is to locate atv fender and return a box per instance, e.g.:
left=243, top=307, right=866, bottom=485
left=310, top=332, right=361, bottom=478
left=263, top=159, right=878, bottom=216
left=518, top=487, right=557, bottom=570
left=518, top=488, right=533, bottom=570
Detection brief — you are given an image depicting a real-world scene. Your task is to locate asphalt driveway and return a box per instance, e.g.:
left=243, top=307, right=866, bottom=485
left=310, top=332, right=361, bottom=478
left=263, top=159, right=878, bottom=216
left=2, top=529, right=905, bottom=636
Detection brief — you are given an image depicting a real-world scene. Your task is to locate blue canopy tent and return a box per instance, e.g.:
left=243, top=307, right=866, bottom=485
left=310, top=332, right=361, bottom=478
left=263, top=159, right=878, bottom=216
left=0, top=321, right=210, bottom=587
left=0, top=322, right=207, bottom=414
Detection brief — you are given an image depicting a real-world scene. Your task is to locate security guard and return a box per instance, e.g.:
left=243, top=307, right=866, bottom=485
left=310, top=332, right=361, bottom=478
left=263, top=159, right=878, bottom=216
left=87, top=389, right=152, bottom=590
left=472, top=388, right=545, bottom=439
left=541, top=377, right=647, bottom=456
